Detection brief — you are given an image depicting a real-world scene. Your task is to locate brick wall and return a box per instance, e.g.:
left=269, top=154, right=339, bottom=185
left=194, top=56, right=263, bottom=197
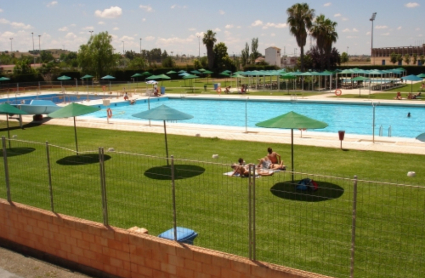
left=0, top=199, right=330, bottom=278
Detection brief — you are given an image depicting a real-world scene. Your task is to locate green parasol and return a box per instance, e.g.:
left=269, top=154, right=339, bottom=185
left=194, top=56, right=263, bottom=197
left=256, top=111, right=328, bottom=181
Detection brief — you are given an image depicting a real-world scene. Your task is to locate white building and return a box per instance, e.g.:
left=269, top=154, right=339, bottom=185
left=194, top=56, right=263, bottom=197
left=265, top=47, right=281, bottom=67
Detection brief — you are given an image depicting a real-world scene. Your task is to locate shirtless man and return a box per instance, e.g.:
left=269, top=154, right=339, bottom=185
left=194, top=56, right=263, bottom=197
left=267, top=147, right=281, bottom=164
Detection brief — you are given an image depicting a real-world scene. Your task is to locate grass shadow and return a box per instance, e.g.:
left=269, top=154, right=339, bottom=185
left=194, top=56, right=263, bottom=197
left=0, top=147, right=36, bottom=157
left=144, top=164, right=205, bottom=180
left=270, top=180, right=344, bottom=202
left=56, top=154, right=112, bottom=166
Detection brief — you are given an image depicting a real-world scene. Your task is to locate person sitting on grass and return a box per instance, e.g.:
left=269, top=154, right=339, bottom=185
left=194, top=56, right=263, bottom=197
left=225, top=86, right=231, bottom=93
left=257, top=157, right=286, bottom=170
left=394, top=92, right=402, bottom=100
left=231, top=161, right=275, bottom=177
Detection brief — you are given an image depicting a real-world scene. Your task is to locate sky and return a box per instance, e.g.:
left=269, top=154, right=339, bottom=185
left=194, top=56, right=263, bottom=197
left=0, top=1, right=424, bottom=58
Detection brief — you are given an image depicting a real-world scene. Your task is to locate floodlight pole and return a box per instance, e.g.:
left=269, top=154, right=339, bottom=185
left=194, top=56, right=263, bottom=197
left=140, top=38, right=142, bottom=54
left=32, top=32, right=35, bottom=64
left=9, top=38, right=13, bottom=52
left=370, top=12, right=377, bottom=65
left=197, top=36, right=200, bottom=59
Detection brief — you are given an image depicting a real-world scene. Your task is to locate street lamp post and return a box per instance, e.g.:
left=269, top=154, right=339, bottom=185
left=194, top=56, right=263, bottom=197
left=197, top=36, right=200, bottom=59
left=9, top=38, right=13, bottom=52
left=122, top=41, right=124, bottom=54
left=89, top=30, right=93, bottom=38
left=38, top=35, right=41, bottom=52
left=370, top=12, right=377, bottom=65
left=31, top=32, right=35, bottom=64
left=140, top=38, right=142, bottom=54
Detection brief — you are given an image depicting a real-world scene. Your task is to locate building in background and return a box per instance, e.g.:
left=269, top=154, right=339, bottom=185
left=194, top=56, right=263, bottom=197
left=372, top=44, right=425, bottom=66
left=265, top=47, right=281, bottom=67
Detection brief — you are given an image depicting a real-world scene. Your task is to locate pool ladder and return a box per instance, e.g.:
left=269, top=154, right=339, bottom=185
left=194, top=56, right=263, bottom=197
left=379, top=125, right=392, bottom=137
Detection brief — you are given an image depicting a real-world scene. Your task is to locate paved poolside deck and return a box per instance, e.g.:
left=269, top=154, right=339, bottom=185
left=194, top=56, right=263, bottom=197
left=14, top=88, right=425, bottom=156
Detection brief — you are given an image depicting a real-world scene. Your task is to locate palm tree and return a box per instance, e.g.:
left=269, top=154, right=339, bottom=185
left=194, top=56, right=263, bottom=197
left=310, top=14, right=338, bottom=70
left=287, top=3, right=315, bottom=71
left=322, top=18, right=338, bottom=70
left=202, top=30, right=217, bottom=70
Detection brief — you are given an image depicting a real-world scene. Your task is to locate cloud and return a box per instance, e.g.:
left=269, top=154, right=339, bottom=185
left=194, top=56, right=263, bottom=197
left=0, top=31, right=14, bottom=38
left=47, top=1, right=58, bottom=7
left=98, top=21, right=105, bottom=25
left=405, top=2, right=419, bottom=8
left=65, top=32, right=77, bottom=39
left=142, top=18, right=146, bottom=22
left=262, top=22, right=287, bottom=29
left=120, top=35, right=134, bottom=41
left=171, top=5, right=186, bottom=9
left=188, top=28, right=196, bottom=31
left=0, top=9, right=3, bottom=12
left=397, top=26, right=402, bottom=30
left=195, top=32, right=204, bottom=37
left=271, top=33, right=276, bottom=37
left=219, top=10, right=225, bottom=15
left=145, top=36, right=155, bottom=41
left=352, top=28, right=359, bottom=32
left=324, top=2, right=331, bottom=6
left=251, top=20, right=263, bottom=27
left=113, top=27, right=119, bottom=30
left=375, top=25, right=388, bottom=29
left=415, top=27, right=420, bottom=31
left=82, top=26, right=94, bottom=31
left=139, top=5, right=153, bottom=12
left=366, top=31, right=370, bottom=35
left=334, top=13, right=341, bottom=17
left=346, top=36, right=358, bottom=39
left=70, top=24, right=76, bottom=27
left=95, top=6, right=122, bottom=18
left=225, top=24, right=234, bottom=29
left=213, top=28, right=221, bottom=32
left=0, top=18, right=9, bottom=24
left=381, top=32, right=390, bottom=36
left=10, top=21, right=32, bottom=29
left=58, top=26, right=68, bottom=31
left=342, top=18, right=348, bottom=21
left=342, top=28, right=351, bottom=33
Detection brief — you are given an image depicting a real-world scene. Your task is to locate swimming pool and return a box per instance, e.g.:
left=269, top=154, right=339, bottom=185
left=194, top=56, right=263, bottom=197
left=0, top=94, right=108, bottom=105
left=86, top=97, right=425, bottom=139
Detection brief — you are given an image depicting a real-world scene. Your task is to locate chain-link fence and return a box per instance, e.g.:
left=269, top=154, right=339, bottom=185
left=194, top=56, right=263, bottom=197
left=1, top=137, right=424, bottom=278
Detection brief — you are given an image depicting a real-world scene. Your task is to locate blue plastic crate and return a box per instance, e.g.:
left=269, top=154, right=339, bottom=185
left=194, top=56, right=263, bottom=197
left=158, top=227, right=198, bottom=245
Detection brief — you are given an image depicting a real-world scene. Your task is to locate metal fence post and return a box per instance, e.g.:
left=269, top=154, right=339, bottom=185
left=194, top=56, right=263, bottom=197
left=251, top=164, right=256, bottom=261
left=46, top=142, right=54, bottom=212
left=350, top=175, right=358, bottom=278
left=2, top=136, right=11, bottom=202
left=171, top=155, right=177, bottom=241
left=99, top=147, right=108, bottom=226
left=248, top=164, right=256, bottom=260
left=248, top=164, right=252, bottom=259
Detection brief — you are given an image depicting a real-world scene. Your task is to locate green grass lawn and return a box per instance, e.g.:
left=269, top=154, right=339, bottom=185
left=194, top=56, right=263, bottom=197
left=0, top=120, right=424, bottom=278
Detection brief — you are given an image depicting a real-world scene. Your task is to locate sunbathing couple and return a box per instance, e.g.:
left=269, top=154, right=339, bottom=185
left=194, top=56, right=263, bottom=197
left=231, top=148, right=286, bottom=177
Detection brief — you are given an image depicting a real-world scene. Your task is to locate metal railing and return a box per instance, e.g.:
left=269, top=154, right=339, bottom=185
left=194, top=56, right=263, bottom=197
left=1, top=137, right=424, bottom=278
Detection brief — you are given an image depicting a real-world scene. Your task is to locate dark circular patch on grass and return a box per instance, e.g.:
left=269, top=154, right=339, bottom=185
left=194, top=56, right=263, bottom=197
left=56, top=154, right=112, bottom=165
left=270, top=180, right=344, bottom=202
left=144, top=164, right=205, bottom=180
left=0, top=147, right=36, bottom=157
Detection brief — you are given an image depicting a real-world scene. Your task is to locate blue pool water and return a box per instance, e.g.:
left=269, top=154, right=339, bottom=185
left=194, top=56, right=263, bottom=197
left=86, top=98, right=425, bottom=139
left=0, top=94, right=108, bottom=105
